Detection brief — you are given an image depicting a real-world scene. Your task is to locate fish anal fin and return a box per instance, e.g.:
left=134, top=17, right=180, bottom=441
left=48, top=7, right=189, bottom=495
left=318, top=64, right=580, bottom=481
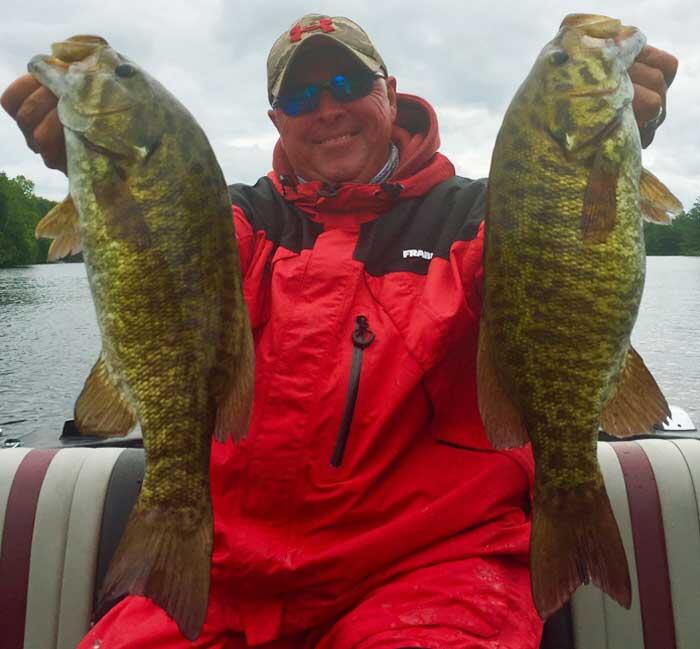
left=477, top=321, right=529, bottom=449
left=74, top=354, right=137, bottom=437
left=213, top=325, right=254, bottom=443
left=581, top=150, right=619, bottom=243
left=600, top=346, right=671, bottom=437
left=97, top=504, right=211, bottom=641
left=639, top=167, right=684, bottom=224
left=35, top=195, right=83, bottom=261
left=531, top=483, right=631, bottom=619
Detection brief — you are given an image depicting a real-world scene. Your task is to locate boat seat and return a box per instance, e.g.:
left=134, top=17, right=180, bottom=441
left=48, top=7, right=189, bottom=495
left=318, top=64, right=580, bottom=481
left=0, top=447, right=144, bottom=649
left=540, top=439, right=700, bottom=649
left=1, top=440, right=700, bottom=648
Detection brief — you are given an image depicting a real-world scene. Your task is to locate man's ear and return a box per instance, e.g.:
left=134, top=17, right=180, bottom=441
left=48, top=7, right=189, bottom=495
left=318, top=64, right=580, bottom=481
left=268, top=108, right=281, bottom=133
left=386, top=76, right=398, bottom=122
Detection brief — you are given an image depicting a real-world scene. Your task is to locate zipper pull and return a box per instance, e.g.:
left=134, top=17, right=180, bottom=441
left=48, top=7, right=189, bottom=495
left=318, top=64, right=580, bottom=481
left=352, top=315, right=375, bottom=349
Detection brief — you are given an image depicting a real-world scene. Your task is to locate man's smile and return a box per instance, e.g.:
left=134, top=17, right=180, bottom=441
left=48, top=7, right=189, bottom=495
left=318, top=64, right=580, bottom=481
left=312, top=129, right=361, bottom=146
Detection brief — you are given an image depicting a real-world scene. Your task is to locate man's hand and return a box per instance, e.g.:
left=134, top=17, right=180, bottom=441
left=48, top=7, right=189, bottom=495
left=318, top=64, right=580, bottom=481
left=1, top=74, right=66, bottom=172
left=629, top=45, right=678, bottom=148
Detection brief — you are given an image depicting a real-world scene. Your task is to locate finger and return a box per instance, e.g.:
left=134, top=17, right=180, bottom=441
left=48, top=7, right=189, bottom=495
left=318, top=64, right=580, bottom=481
left=0, top=74, right=42, bottom=118
left=636, top=45, right=679, bottom=87
left=43, top=148, right=67, bottom=173
left=15, top=85, right=59, bottom=139
left=34, top=109, right=67, bottom=173
left=629, top=62, right=667, bottom=99
left=632, top=83, right=663, bottom=126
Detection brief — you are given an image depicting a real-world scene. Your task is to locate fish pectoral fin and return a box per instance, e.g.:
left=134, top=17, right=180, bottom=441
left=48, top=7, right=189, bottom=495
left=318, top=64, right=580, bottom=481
left=35, top=195, right=83, bottom=262
left=639, top=167, right=684, bottom=224
left=581, top=148, right=619, bottom=243
left=74, top=353, right=137, bottom=437
left=213, top=325, right=254, bottom=443
left=476, top=321, right=529, bottom=449
left=600, top=346, right=671, bottom=436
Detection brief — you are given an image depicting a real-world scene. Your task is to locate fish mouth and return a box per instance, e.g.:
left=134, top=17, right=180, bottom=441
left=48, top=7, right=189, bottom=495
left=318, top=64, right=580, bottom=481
left=28, top=54, right=70, bottom=98
left=51, top=35, right=108, bottom=63
left=28, top=53, right=132, bottom=119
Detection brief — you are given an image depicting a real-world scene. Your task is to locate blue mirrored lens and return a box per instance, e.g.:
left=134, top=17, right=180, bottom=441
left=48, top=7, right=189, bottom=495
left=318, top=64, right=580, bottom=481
left=276, top=71, right=378, bottom=116
left=279, top=85, right=319, bottom=116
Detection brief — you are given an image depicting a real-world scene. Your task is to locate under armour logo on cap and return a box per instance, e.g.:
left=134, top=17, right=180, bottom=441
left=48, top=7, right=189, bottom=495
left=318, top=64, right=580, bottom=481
left=267, top=14, right=387, bottom=104
left=289, top=17, right=335, bottom=43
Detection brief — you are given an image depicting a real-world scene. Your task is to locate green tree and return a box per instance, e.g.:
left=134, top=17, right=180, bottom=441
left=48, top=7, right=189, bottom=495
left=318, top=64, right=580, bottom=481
left=679, top=198, right=700, bottom=255
left=0, top=173, right=55, bottom=267
left=644, top=195, right=700, bottom=256
left=13, top=174, right=35, bottom=198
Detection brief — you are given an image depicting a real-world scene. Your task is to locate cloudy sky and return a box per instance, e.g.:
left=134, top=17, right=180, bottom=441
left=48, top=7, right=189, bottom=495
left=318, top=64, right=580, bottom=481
left=1, top=0, right=698, bottom=209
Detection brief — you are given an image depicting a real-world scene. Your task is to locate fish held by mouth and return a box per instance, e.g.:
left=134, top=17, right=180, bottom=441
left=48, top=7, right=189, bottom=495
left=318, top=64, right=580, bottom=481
left=30, top=35, right=254, bottom=640
left=478, top=13, right=682, bottom=619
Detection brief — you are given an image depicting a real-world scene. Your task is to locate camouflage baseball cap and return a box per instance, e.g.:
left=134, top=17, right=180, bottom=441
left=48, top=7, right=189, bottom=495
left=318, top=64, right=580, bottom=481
left=267, top=14, right=387, bottom=105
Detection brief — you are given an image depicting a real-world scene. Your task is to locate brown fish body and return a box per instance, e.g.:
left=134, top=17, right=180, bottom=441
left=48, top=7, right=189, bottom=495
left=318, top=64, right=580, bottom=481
left=478, top=15, right=681, bottom=618
left=30, top=37, right=254, bottom=639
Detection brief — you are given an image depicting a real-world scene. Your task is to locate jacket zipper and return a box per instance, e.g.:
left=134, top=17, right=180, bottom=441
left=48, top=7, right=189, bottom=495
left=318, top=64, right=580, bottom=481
left=330, top=315, right=376, bottom=468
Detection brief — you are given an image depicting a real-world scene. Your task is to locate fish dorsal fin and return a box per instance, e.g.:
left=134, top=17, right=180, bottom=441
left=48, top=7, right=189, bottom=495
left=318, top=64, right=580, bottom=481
left=600, top=345, right=671, bottom=437
left=476, top=321, right=530, bottom=449
left=74, top=353, right=137, bottom=436
left=35, top=195, right=83, bottom=261
left=581, top=147, right=620, bottom=243
left=213, top=323, right=255, bottom=442
left=639, top=167, right=684, bottom=224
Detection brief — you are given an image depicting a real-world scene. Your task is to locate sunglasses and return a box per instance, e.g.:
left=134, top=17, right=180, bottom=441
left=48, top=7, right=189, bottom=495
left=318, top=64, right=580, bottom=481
left=273, top=70, right=385, bottom=117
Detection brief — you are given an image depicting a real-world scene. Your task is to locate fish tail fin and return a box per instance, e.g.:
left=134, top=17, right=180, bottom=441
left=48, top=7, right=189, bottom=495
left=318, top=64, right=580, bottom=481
left=531, top=482, right=631, bottom=619
left=97, top=503, right=212, bottom=641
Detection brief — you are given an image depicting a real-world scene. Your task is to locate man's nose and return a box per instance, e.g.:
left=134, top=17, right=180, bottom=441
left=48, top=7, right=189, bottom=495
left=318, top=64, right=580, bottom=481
left=317, top=88, right=345, bottom=119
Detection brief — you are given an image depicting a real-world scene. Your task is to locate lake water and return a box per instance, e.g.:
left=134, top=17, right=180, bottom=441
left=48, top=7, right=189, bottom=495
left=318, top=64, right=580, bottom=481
left=1, top=258, right=698, bottom=446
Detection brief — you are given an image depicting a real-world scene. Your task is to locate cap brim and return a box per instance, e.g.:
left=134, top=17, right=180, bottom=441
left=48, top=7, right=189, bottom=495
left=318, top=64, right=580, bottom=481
left=270, top=34, right=382, bottom=103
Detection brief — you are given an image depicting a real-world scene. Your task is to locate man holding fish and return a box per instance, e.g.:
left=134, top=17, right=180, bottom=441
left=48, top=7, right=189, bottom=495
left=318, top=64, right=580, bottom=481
left=1, top=13, right=680, bottom=649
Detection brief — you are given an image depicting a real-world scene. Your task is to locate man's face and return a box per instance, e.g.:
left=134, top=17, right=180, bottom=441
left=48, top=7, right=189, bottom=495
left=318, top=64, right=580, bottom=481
left=268, top=44, right=397, bottom=184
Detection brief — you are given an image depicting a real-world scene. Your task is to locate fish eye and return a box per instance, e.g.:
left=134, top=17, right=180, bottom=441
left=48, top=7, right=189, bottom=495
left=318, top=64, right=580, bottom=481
left=549, top=51, right=570, bottom=65
left=115, top=63, right=136, bottom=78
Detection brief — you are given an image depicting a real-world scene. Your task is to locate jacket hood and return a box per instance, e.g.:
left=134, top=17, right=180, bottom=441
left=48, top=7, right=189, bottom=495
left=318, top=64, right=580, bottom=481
left=268, top=93, right=455, bottom=221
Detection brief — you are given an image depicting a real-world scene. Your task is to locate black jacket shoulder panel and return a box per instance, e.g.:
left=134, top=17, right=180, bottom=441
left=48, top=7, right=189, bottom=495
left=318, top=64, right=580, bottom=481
left=228, top=178, right=322, bottom=253
left=355, top=176, right=487, bottom=276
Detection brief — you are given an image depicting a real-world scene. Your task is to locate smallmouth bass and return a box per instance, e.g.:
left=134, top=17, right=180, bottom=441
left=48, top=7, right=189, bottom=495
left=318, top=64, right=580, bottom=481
left=29, top=36, right=254, bottom=640
left=479, top=14, right=682, bottom=618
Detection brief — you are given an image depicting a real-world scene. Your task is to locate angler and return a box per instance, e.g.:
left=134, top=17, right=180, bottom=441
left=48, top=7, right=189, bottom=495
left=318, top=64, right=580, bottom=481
left=1, top=12, right=678, bottom=648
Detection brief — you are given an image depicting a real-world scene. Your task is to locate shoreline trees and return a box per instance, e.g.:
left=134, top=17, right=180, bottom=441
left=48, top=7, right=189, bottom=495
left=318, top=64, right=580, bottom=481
left=0, top=173, right=54, bottom=267
left=644, top=197, right=700, bottom=256
left=1, top=172, right=699, bottom=267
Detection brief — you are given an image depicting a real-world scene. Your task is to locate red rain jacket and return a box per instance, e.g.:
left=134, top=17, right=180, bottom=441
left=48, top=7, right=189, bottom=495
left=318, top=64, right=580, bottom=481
left=208, top=94, right=535, bottom=644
